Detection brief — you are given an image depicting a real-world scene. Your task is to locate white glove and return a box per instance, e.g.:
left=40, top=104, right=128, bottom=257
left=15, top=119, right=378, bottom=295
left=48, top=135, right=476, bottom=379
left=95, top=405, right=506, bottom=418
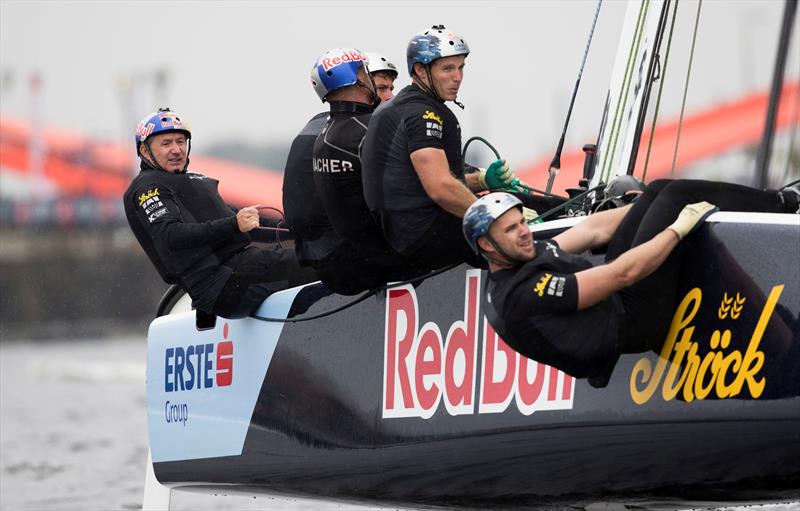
left=667, top=201, right=718, bottom=240
left=522, top=207, right=539, bottom=224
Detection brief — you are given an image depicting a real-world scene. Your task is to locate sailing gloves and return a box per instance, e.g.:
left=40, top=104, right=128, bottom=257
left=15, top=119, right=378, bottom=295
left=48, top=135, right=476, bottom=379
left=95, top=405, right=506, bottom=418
left=522, top=207, right=540, bottom=224
left=478, top=159, right=518, bottom=191
left=667, top=201, right=719, bottom=240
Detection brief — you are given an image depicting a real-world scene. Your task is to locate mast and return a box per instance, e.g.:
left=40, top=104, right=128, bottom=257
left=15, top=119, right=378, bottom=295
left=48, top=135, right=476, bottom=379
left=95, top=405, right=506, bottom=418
left=590, top=0, right=668, bottom=187
left=754, top=0, right=798, bottom=189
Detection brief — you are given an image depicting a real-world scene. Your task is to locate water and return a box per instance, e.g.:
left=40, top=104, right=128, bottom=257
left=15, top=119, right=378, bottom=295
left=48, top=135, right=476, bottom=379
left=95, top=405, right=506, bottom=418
left=0, top=338, right=393, bottom=511
left=1, top=338, right=798, bottom=511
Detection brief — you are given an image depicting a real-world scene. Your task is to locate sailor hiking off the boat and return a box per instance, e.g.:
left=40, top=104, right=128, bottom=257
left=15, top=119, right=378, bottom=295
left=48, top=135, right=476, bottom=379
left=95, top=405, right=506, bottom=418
left=464, top=181, right=800, bottom=387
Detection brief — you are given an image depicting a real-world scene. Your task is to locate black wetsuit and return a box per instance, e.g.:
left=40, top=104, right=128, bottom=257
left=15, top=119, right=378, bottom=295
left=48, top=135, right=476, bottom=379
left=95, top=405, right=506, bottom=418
left=313, top=101, right=406, bottom=269
left=362, top=84, right=480, bottom=269
left=124, top=162, right=315, bottom=318
left=485, top=240, right=622, bottom=382
left=282, top=112, right=341, bottom=265
left=283, top=110, right=396, bottom=295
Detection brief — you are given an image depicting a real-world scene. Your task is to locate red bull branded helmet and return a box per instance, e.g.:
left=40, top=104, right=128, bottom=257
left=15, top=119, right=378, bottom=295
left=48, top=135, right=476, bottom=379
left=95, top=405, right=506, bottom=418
left=462, top=192, right=522, bottom=254
left=135, top=107, right=191, bottom=152
left=406, top=25, right=470, bottom=75
left=310, top=47, right=369, bottom=102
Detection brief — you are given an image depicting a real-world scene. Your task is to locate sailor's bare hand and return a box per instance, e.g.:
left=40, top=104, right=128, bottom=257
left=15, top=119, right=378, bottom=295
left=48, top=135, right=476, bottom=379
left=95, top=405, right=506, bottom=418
left=236, top=206, right=260, bottom=232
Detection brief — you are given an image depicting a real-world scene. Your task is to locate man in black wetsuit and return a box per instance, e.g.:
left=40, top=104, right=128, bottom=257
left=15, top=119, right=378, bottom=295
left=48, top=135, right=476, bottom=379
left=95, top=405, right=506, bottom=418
left=361, top=25, right=526, bottom=270
left=124, top=108, right=316, bottom=319
left=311, top=47, right=410, bottom=287
left=463, top=183, right=799, bottom=386
left=283, top=49, right=404, bottom=294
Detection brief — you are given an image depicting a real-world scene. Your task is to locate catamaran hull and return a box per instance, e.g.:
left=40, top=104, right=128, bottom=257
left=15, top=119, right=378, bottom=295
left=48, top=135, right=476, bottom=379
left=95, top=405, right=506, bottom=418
left=146, top=214, right=800, bottom=506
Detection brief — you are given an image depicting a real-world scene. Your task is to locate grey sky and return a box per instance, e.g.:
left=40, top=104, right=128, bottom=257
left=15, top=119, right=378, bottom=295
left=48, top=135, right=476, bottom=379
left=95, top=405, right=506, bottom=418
left=1, top=0, right=797, bottom=167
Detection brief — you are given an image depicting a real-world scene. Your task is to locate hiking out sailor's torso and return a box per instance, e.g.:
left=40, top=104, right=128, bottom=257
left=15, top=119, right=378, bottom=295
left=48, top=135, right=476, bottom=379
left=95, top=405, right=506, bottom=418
left=486, top=240, right=623, bottom=378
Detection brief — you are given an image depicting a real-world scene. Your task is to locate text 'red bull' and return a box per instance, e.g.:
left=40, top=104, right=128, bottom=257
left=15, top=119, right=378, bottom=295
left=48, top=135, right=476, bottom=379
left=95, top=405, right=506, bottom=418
left=383, top=270, right=574, bottom=419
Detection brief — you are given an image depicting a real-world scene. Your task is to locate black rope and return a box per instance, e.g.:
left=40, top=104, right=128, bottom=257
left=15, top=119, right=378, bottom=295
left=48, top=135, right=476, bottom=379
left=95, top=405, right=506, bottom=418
left=250, top=263, right=460, bottom=323
left=462, top=136, right=568, bottom=200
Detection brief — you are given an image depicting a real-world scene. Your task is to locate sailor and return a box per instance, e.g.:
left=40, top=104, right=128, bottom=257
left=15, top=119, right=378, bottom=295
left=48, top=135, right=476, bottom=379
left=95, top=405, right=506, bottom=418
left=310, top=48, right=411, bottom=290
left=361, top=25, right=526, bottom=270
left=464, top=180, right=800, bottom=387
left=283, top=50, right=406, bottom=295
left=364, top=52, right=399, bottom=102
left=124, top=108, right=316, bottom=319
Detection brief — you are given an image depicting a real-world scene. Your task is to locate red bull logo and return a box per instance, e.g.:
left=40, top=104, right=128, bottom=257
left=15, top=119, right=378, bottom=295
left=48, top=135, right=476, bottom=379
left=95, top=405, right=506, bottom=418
left=382, top=270, right=574, bottom=419
left=321, top=49, right=367, bottom=72
left=136, top=122, right=155, bottom=140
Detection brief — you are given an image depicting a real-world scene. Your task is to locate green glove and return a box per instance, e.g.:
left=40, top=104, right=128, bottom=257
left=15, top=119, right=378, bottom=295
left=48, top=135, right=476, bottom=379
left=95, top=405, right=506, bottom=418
left=478, top=159, right=516, bottom=191
left=667, top=201, right=719, bottom=240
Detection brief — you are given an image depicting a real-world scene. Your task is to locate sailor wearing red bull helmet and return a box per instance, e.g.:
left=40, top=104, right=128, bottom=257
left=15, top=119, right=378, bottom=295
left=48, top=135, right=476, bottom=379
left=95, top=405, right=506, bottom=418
left=306, top=47, right=410, bottom=293
left=361, top=25, right=526, bottom=270
left=283, top=48, right=408, bottom=294
left=124, top=108, right=316, bottom=318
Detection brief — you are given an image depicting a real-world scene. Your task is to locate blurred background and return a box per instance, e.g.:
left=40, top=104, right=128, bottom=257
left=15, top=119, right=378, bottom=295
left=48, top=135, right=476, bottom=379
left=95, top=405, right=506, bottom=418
left=1, top=0, right=798, bottom=339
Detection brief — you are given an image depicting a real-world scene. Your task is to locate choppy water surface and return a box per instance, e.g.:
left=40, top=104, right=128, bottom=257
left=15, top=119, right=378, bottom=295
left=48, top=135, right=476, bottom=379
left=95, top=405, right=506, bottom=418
left=1, top=338, right=797, bottom=511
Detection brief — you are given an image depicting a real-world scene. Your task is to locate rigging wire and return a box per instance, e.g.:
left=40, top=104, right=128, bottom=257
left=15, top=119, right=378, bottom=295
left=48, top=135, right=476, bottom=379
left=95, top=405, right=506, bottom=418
left=463, top=136, right=567, bottom=199
left=250, top=263, right=459, bottom=323
left=641, top=0, right=681, bottom=182
left=546, top=0, right=604, bottom=193
left=599, top=0, right=651, bottom=185
left=670, top=0, right=703, bottom=176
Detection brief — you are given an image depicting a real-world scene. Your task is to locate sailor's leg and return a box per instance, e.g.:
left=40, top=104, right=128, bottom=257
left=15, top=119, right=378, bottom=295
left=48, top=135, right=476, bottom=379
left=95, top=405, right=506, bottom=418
left=631, top=179, right=794, bottom=247
left=213, top=246, right=318, bottom=318
left=605, top=179, right=672, bottom=261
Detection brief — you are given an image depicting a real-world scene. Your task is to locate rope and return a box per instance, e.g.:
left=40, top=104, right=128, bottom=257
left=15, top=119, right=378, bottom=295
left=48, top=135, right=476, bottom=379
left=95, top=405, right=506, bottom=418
left=545, top=0, right=604, bottom=193
left=670, top=0, right=703, bottom=176
left=600, top=0, right=651, bottom=185
left=642, top=0, right=680, bottom=182
left=250, top=263, right=460, bottom=323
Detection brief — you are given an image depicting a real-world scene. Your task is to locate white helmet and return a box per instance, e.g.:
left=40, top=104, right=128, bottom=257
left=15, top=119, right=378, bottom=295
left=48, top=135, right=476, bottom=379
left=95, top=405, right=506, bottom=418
left=365, top=52, right=398, bottom=78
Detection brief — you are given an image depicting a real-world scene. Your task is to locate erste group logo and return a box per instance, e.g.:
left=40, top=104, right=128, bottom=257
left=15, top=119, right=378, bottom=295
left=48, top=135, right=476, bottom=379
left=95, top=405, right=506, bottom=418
left=164, top=323, right=234, bottom=392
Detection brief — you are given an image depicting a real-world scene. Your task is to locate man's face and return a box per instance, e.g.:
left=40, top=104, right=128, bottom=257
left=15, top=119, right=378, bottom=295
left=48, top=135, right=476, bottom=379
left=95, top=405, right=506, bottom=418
left=428, top=54, right=465, bottom=101
left=482, top=208, right=534, bottom=262
left=371, top=71, right=396, bottom=102
left=141, top=132, right=188, bottom=173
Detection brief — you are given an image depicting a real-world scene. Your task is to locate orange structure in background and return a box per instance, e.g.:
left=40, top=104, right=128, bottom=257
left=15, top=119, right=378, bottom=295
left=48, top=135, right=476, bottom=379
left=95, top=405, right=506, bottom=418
left=517, top=81, right=799, bottom=194
left=1, top=82, right=797, bottom=208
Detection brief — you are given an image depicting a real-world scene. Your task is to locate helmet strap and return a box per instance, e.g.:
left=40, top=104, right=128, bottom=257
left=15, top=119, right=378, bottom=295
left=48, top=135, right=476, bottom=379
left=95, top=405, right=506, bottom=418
left=142, top=136, right=190, bottom=174
left=414, top=63, right=465, bottom=109
left=485, top=234, right=523, bottom=268
left=355, top=79, right=380, bottom=107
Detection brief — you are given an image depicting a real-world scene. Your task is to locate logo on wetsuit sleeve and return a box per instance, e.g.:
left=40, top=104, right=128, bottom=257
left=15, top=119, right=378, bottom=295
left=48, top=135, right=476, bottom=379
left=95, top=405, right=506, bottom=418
left=422, top=110, right=443, bottom=139
left=138, top=188, right=168, bottom=222
left=547, top=276, right=566, bottom=298
left=533, top=273, right=552, bottom=297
